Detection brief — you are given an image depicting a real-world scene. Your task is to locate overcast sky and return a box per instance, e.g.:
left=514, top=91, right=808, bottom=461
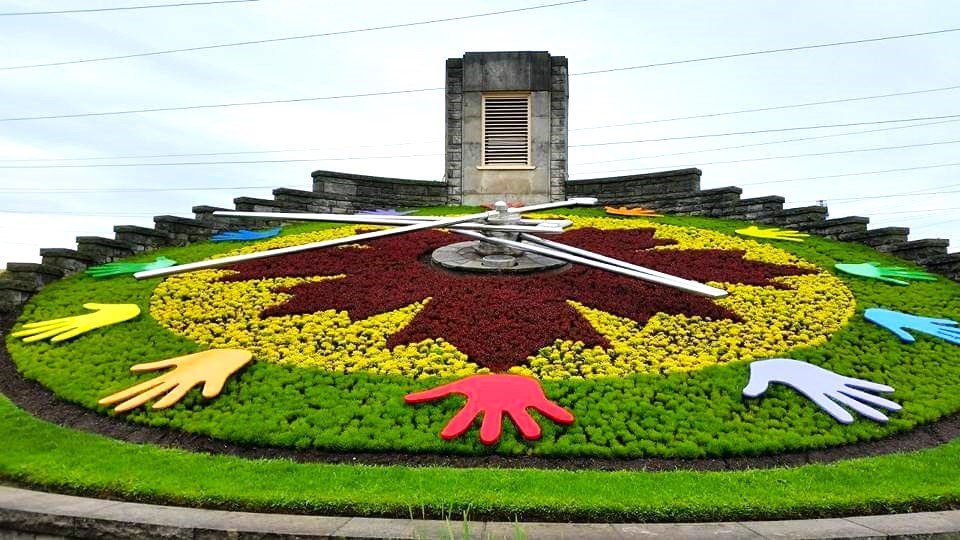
left=1, top=0, right=959, bottom=268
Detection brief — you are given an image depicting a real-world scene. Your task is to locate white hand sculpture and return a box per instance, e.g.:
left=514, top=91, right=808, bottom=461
left=742, top=358, right=901, bottom=424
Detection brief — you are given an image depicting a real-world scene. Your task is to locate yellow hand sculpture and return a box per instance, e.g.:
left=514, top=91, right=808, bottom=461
left=735, top=225, right=810, bottom=243
left=98, top=349, right=252, bottom=412
left=12, top=303, right=141, bottom=343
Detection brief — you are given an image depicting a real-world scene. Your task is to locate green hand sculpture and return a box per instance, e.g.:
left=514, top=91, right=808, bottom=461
left=11, top=303, right=141, bottom=343
left=835, top=262, right=938, bottom=285
left=98, top=349, right=253, bottom=412
left=86, top=256, right=176, bottom=279
left=735, top=225, right=809, bottom=243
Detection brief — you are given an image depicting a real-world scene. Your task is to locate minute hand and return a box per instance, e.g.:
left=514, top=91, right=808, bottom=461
left=134, top=199, right=596, bottom=280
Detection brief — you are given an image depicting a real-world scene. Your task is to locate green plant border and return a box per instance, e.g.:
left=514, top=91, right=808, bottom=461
left=5, top=210, right=960, bottom=459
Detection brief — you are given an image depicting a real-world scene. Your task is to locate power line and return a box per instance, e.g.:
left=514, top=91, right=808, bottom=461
left=6, top=114, right=954, bottom=167
left=569, top=114, right=960, bottom=148
left=736, top=162, right=960, bottom=186
left=867, top=207, right=960, bottom=216
left=0, top=0, right=258, bottom=16
left=0, top=140, right=441, bottom=163
left=0, top=0, right=587, bottom=71
left=908, top=218, right=960, bottom=229
left=0, top=184, right=301, bottom=194
left=0, top=88, right=443, bottom=122
left=0, top=209, right=179, bottom=216
left=796, top=187, right=960, bottom=205
left=0, top=152, right=441, bottom=169
left=574, top=120, right=960, bottom=165
left=571, top=83, right=960, bottom=130
left=571, top=139, right=960, bottom=176
left=570, top=26, right=960, bottom=76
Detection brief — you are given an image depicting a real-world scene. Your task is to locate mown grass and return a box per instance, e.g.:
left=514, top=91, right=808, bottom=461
left=0, top=392, right=958, bottom=521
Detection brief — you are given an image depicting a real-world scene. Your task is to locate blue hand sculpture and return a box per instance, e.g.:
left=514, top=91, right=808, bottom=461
left=357, top=209, right=415, bottom=216
left=210, top=227, right=281, bottom=242
left=743, top=358, right=901, bottom=423
left=864, top=308, right=960, bottom=345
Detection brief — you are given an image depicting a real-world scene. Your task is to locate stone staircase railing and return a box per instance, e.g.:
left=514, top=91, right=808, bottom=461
left=2, top=168, right=957, bottom=313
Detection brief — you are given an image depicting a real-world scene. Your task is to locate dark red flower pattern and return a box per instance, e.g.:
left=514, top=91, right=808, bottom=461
left=224, top=228, right=813, bottom=371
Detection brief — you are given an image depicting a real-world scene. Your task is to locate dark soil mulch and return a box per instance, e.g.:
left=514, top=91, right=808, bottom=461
left=2, top=309, right=958, bottom=472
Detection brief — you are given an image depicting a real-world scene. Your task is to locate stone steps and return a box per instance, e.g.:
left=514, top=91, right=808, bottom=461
left=3, top=167, right=959, bottom=314
left=76, top=236, right=137, bottom=264
left=888, top=239, right=950, bottom=265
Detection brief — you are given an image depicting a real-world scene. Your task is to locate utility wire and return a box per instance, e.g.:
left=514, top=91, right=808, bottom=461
left=16, top=135, right=959, bottom=172
left=866, top=207, right=960, bottom=216
left=0, top=88, right=443, bottom=122
left=0, top=140, right=441, bottom=163
left=574, top=119, right=960, bottom=165
left=0, top=209, right=181, bottom=216
left=0, top=184, right=303, bottom=194
left=571, top=26, right=960, bottom=76
left=0, top=152, right=441, bottom=169
left=0, top=0, right=258, bottom=16
left=0, top=0, right=586, bottom=70
left=796, top=188, right=960, bottom=205
left=571, top=83, right=960, bottom=130
left=6, top=108, right=955, bottom=166
left=736, top=162, right=960, bottom=186
left=571, top=139, right=960, bottom=176
left=569, top=114, right=960, bottom=147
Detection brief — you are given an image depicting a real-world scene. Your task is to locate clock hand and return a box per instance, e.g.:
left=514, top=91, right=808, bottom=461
left=518, top=232, right=726, bottom=298
left=453, top=230, right=727, bottom=298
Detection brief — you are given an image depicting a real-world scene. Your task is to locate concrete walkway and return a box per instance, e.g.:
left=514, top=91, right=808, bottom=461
left=1, top=485, right=960, bottom=539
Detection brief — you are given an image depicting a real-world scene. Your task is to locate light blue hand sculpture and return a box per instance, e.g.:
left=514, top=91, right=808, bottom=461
left=86, top=257, right=176, bottom=278
left=210, top=227, right=281, bottom=242
left=357, top=209, right=415, bottom=216
left=864, top=308, right=960, bottom=345
left=743, top=358, right=901, bottom=423
left=835, top=262, right=937, bottom=285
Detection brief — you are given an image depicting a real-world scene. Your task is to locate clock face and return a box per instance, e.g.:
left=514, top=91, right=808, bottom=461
left=8, top=214, right=960, bottom=458
left=151, top=216, right=855, bottom=380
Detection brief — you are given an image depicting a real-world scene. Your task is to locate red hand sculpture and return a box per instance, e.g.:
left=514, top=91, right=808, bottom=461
left=405, top=374, right=575, bottom=445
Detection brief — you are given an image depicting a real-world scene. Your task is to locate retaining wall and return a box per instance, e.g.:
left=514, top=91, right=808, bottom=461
left=2, top=168, right=958, bottom=313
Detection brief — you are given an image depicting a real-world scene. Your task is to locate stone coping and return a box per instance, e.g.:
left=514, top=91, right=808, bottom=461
left=2, top=486, right=959, bottom=539
left=310, top=169, right=444, bottom=187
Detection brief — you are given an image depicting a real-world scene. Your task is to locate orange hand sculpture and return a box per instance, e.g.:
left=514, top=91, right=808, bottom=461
left=604, top=206, right=663, bottom=217
left=99, top=349, right=252, bottom=412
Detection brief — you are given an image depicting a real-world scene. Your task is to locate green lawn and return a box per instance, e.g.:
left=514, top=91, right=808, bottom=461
left=0, top=393, right=958, bottom=521
left=2, top=208, right=960, bottom=521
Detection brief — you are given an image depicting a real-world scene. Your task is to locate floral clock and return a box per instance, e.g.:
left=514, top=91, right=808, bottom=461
left=6, top=213, right=960, bottom=459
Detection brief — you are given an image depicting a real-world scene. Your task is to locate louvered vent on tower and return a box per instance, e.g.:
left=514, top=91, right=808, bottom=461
left=482, top=93, right=531, bottom=167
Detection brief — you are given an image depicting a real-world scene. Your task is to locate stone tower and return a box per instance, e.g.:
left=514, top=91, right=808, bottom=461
left=445, top=51, right=568, bottom=206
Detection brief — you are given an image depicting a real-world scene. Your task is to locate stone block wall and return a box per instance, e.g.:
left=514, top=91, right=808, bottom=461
left=309, top=170, right=447, bottom=213
left=445, top=58, right=464, bottom=205
left=2, top=167, right=959, bottom=314
left=549, top=56, right=569, bottom=201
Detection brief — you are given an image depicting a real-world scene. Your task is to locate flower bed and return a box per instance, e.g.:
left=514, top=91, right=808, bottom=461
left=6, top=212, right=960, bottom=459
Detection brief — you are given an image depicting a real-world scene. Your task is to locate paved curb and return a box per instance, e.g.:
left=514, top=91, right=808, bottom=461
left=2, top=486, right=960, bottom=539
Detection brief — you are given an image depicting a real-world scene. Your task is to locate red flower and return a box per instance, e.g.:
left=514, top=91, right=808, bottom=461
left=224, top=228, right=812, bottom=371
